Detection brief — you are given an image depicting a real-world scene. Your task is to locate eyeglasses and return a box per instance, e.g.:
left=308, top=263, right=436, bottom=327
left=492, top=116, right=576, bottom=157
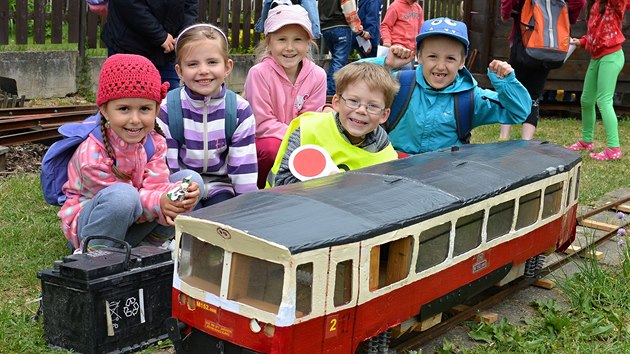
left=339, top=95, right=385, bottom=115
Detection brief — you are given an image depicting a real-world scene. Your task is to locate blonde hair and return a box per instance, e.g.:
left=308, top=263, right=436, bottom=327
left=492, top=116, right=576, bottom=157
left=175, top=24, right=230, bottom=65
left=333, top=62, right=401, bottom=108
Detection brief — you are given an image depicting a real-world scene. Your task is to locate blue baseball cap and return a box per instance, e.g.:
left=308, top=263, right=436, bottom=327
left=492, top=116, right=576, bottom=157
left=415, top=17, right=469, bottom=56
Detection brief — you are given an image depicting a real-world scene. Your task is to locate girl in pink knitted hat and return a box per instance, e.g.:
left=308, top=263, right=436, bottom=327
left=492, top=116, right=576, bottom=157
left=59, top=54, right=200, bottom=252
left=244, top=3, right=327, bottom=189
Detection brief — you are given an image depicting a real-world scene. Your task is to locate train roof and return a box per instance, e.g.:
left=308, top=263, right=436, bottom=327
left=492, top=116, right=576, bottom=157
left=185, top=141, right=581, bottom=255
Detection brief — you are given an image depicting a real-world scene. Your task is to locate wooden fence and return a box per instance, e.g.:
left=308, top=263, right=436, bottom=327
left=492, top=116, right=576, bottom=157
left=0, top=0, right=463, bottom=51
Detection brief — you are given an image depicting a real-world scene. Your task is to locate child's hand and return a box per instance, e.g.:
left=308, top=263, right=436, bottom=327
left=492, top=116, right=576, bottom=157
left=488, top=60, right=513, bottom=79
left=160, top=182, right=200, bottom=225
left=161, top=33, right=176, bottom=54
left=385, top=45, right=414, bottom=70
left=569, top=37, right=581, bottom=48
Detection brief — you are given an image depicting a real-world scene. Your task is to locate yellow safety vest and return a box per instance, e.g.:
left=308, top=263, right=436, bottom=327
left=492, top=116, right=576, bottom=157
left=266, top=112, right=397, bottom=188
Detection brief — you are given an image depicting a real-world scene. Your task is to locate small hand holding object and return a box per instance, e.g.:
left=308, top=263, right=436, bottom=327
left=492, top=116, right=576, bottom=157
left=161, top=176, right=200, bottom=225
left=488, top=59, right=513, bottom=79
left=569, top=37, right=581, bottom=48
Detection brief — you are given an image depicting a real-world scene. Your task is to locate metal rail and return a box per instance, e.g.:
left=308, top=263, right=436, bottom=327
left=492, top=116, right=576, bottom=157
left=391, top=195, right=629, bottom=353
left=0, top=105, right=95, bottom=145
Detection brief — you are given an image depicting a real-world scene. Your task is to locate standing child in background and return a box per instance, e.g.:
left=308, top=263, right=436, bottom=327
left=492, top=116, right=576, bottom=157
left=380, top=0, right=424, bottom=53
left=319, top=0, right=371, bottom=95
left=245, top=4, right=327, bottom=189
left=268, top=62, right=399, bottom=187
left=362, top=17, right=531, bottom=155
left=352, top=0, right=382, bottom=58
left=158, top=24, right=258, bottom=206
left=59, top=54, right=200, bottom=251
left=101, top=0, right=198, bottom=90
left=566, top=0, right=629, bottom=160
left=499, top=0, right=585, bottom=141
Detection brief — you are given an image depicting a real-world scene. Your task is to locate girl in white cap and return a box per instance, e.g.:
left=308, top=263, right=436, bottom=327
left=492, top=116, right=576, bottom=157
left=244, top=4, right=327, bottom=189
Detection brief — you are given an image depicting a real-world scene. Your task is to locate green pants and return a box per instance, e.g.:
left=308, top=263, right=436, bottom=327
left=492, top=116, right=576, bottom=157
left=580, top=49, right=624, bottom=148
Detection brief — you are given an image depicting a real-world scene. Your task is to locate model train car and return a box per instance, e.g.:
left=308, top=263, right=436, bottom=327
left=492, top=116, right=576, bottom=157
left=165, top=140, right=582, bottom=354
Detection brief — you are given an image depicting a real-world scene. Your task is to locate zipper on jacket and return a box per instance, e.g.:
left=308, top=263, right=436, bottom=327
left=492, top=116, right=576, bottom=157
left=202, top=102, right=208, bottom=173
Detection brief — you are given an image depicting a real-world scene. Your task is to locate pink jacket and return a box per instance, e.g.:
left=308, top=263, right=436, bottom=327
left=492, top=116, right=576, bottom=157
left=58, top=129, right=175, bottom=248
left=579, top=0, right=630, bottom=59
left=380, top=0, right=424, bottom=51
left=244, top=56, right=327, bottom=141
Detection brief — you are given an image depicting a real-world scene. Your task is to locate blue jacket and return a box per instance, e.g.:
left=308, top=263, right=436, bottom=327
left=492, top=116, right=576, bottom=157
left=362, top=56, right=531, bottom=154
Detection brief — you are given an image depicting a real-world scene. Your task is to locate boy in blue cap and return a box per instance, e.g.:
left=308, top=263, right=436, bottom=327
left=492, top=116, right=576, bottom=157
left=362, top=17, right=531, bottom=155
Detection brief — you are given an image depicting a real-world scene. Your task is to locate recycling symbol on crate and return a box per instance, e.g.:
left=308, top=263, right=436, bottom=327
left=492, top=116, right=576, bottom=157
left=123, top=297, right=140, bottom=317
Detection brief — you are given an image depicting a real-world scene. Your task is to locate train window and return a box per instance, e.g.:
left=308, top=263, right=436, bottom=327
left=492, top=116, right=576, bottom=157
left=487, top=200, right=515, bottom=241
left=227, top=253, right=284, bottom=314
left=334, top=260, right=353, bottom=307
left=370, top=236, right=413, bottom=291
left=454, top=210, right=484, bottom=256
left=542, top=182, right=564, bottom=219
left=177, top=232, right=224, bottom=296
left=295, top=263, right=312, bottom=317
left=515, top=190, right=541, bottom=230
left=566, top=177, right=573, bottom=207
left=416, top=222, right=450, bottom=273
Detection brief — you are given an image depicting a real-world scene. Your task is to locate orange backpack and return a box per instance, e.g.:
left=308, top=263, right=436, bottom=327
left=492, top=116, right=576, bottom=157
left=519, top=0, right=570, bottom=69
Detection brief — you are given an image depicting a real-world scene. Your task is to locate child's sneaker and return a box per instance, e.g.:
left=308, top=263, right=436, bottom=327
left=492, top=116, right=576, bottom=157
left=566, top=140, right=594, bottom=151
left=589, top=147, right=622, bottom=161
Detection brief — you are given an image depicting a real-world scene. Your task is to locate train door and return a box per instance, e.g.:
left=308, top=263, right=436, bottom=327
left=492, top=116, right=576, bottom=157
left=321, top=244, right=360, bottom=353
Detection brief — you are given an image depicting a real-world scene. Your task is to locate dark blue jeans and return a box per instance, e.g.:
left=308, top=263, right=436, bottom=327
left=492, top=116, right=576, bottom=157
left=322, top=26, right=352, bottom=95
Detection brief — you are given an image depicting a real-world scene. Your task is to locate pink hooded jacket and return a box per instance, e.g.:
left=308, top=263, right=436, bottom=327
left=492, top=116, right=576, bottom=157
left=58, top=129, right=175, bottom=249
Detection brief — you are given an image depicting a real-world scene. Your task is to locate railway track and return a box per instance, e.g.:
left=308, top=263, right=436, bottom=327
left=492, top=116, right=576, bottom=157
left=392, top=194, right=630, bottom=353
left=0, top=105, right=96, bottom=145
left=1, top=101, right=629, bottom=146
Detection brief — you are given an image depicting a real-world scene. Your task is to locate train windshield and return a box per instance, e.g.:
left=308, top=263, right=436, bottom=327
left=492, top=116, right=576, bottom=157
left=178, top=232, right=286, bottom=314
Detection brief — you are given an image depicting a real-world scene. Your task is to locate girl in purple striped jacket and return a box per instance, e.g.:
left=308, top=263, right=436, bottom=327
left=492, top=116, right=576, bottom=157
left=158, top=24, right=258, bottom=207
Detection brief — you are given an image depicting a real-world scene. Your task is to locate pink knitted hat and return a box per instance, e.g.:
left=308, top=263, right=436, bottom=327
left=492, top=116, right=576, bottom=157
left=96, top=54, right=169, bottom=106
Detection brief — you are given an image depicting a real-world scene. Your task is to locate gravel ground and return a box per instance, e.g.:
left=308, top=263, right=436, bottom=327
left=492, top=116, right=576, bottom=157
left=1, top=143, right=48, bottom=177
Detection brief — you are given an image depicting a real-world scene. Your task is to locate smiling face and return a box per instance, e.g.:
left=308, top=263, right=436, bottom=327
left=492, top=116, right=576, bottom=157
left=176, top=37, right=233, bottom=97
left=100, top=98, right=158, bottom=144
left=332, top=80, right=389, bottom=145
left=417, top=35, right=466, bottom=90
left=267, top=24, right=310, bottom=76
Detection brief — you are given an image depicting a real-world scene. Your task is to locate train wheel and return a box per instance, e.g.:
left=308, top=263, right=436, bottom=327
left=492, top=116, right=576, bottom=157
left=524, top=254, right=546, bottom=278
left=356, top=330, right=393, bottom=354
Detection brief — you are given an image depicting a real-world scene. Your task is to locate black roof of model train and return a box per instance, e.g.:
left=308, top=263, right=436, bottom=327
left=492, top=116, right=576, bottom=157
left=185, top=141, right=581, bottom=254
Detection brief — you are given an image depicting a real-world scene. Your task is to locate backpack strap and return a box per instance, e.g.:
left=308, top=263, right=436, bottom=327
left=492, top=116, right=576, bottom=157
left=224, top=89, right=237, bottom=146
left=385, top=70, right=416, bottom=133
left=454, top=88, right=475, bottom=144
left=167, top=87, right=184, bottom=146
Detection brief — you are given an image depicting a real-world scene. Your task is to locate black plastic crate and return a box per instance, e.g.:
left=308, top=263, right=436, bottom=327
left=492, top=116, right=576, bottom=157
left=38, top=237, right=174, bottom=354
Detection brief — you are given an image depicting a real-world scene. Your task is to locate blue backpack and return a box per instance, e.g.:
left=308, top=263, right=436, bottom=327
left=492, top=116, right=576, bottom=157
left=166, top=87, right=237, bottom=147
left=40, top=114, right=155, bottom=206
left=386, top=70, right=475, bottom=144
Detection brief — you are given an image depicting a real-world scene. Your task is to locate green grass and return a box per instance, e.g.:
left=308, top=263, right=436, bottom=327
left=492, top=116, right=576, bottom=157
left=1, top=116, right=629, bottom=352
left=471, top=116, right=630, bottom=206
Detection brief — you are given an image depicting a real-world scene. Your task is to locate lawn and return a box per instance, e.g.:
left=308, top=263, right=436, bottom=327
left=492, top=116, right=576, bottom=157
left=0, top=115, right=629, bottom=353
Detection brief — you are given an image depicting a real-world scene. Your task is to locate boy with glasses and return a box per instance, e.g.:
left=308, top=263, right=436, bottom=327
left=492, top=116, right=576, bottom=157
left=267, top=62, right=400, bottom=187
